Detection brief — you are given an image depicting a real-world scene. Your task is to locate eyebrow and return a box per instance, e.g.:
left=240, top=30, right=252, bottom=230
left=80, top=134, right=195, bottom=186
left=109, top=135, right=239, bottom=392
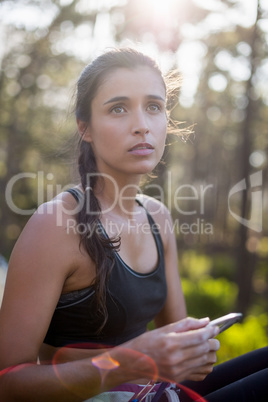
left=103, top=94, right=165, bottom=105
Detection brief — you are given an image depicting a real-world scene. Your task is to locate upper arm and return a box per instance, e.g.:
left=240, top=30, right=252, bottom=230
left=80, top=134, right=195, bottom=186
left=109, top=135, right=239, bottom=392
left=0, top=203, right=76, bottom=370
left=141, top=196, right=187, bottom=327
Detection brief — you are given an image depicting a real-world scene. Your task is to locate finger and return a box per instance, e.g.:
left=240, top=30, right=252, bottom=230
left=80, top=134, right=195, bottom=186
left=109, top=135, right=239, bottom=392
left=159, top=317, right=210, bottom=336
left=188, top=362, right=215, bottom=380
left=208, top=338, right=220, bottom=351
left=187, top=373, right=208, bottom=381
left=167, top=349, right=214, bottom=382
left=156, top=351, right=211, bottom=383
left=206, top=350, right=218, bottom=364
left=166, top=338, right=215, bottom=372
left=172, top=325, right=219, bottom=349
left=183, top=352, right=217, bottom=380
left=172, top=317, right=210, bottom=333
left=187, top=366, right=214, bottom=382
left=158, top=327, right=218, bottom=367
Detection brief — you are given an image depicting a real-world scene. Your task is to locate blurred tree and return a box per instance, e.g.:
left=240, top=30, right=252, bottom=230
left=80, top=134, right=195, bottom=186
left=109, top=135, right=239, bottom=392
left=0, top=0, right=80, bottom=257
left=235, top=0, right=265, bottom=315
left=0, top=0, right=118, bottom=257
left=169, top=0, right=268, bottom=315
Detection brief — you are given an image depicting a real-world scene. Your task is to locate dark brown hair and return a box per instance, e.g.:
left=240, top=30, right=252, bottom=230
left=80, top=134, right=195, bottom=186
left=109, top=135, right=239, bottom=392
left=75, top=48, right=180, bottom=331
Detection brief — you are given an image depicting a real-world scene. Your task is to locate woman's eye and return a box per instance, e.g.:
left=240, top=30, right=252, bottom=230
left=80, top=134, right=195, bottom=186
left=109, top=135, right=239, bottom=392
left=111, top=106, right=125, bottom=114
left=147, top=104, right=161, bottom=112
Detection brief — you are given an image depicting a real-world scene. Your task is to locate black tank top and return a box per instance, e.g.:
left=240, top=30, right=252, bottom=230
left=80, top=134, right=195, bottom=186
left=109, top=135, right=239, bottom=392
left=43, top=189, right=167, bottom=348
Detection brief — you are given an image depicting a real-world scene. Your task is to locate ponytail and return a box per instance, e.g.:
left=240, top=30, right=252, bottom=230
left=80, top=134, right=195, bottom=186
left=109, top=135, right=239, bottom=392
left=77, top=140, right=120, bottom=331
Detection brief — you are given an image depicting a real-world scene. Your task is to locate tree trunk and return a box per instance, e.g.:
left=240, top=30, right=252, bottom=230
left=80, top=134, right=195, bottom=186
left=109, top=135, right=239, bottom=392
left=235, top=0, right=261, bottom=314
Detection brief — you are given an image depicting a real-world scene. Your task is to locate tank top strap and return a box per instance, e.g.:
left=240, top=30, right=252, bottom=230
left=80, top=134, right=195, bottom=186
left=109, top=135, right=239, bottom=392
left=66, top=190, right=160, bottom=237
left=65, top=187, right=84, bottom=203
left=135, top=198, right=158, bottom=228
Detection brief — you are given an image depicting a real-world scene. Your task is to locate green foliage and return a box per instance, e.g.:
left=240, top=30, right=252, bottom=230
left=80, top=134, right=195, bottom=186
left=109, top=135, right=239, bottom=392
left=182, top=277, right=238, bottom=319
left=180, top=250, right=236, bottom=282
left=180, top=251, right=213, bottom=280
left=180, top=251, right=267, bottom=361
left=216, top=314, right=268, bottom=364
left=210, top=253, right=236, bottom=281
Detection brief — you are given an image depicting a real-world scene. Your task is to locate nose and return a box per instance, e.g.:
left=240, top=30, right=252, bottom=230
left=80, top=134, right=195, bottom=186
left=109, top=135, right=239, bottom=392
left=132, top=127, right=149, bottom=135
left=131, top=109, right=149, bottom=136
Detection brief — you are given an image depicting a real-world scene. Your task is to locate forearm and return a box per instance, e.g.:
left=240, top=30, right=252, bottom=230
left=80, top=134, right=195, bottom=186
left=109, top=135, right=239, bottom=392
left=0, top=347, right=149, bottom=402
left=39, top=343, right=109, bottom=364
left=1, top=360, right=96, bottom=402
left=0, top=319, right=220, bottom=401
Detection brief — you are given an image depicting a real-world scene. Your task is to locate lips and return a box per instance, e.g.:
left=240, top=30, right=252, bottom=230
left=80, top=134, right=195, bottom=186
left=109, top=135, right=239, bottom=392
left=128, top=142, right=154, bottom=156
left=128, top=142, right=154, bottom=152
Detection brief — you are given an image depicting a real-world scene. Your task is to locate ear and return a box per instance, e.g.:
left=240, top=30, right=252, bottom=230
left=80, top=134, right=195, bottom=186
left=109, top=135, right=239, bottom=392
left=76, top=118, right=92, bottom=142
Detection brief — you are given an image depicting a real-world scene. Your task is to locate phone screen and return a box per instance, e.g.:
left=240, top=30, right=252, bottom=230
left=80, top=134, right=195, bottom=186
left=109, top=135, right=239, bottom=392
left=209, top=313, right=243, bottom=333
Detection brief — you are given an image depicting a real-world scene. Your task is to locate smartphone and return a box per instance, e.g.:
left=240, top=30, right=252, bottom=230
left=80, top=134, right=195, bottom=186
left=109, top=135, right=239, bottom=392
left=208, top=313, right=243, bottom=333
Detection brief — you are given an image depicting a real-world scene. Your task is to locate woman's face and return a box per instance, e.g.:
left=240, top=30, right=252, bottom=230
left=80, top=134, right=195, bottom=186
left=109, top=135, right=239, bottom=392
left=80, top=66, right=167, bottom=178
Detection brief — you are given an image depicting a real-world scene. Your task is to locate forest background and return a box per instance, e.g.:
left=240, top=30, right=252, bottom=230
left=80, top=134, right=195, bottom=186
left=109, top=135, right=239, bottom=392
left=0, top=0, right=267, bottom=363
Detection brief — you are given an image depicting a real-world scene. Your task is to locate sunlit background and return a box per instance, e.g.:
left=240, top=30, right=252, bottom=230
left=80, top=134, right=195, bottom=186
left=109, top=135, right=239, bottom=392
left=1, top=0, right=266, bottom=105
left=0, top=0, right=268, bottom=362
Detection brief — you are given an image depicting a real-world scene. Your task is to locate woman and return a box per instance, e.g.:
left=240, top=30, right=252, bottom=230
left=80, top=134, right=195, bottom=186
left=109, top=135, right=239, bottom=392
left=0, top=48, right=267, bottom=402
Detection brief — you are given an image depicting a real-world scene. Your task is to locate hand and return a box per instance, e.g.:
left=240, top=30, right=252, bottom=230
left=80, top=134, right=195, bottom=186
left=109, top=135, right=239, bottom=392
left=127, top=317, right=220, bottom=384
left=186, top=338, right=220, bottom=381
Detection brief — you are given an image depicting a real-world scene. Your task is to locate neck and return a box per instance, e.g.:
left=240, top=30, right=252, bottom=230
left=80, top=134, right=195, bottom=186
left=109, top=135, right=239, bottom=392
left=94, top=173, right=143, bottom=218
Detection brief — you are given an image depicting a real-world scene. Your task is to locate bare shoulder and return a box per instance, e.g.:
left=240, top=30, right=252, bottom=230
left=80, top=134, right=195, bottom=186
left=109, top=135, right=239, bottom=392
left=10, top=190, right=83, bottom=278
left=35, top=188, right=81, bottom=225
left=28, top=189, right=81, bottom=232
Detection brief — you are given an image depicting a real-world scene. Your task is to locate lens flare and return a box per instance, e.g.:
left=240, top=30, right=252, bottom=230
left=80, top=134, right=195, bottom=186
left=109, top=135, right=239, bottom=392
left=92, top=353, right=120, bottom=371
left=49, top=344, right=206, bottom=400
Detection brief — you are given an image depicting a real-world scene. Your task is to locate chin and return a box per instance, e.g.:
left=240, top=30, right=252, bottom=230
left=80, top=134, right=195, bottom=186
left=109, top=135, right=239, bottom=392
left=131, top=165, right=157, bottom=175
left=133, top=160, right=160, bottom=174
